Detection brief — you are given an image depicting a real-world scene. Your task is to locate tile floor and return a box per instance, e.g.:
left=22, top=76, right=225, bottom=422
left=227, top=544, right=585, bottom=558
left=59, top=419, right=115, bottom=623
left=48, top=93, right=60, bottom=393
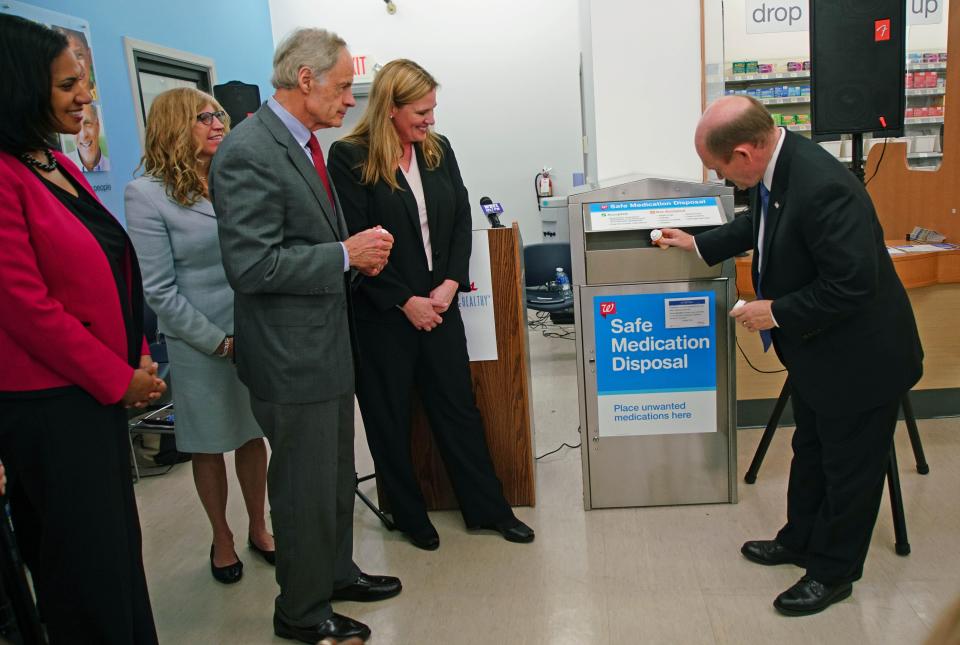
left=135, top=326, right=960, bottom=644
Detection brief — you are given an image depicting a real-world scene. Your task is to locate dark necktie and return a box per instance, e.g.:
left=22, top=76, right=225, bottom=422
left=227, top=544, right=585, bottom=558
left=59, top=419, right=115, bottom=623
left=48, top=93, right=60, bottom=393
left=306, top=134, right=335, bottom=207
left=756, top=182, right=773, bottom=352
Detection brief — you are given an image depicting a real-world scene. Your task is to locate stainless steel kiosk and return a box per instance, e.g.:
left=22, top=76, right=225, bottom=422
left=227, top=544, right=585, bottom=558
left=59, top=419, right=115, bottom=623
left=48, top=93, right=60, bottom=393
left=570, top=177, right=738, bottom=509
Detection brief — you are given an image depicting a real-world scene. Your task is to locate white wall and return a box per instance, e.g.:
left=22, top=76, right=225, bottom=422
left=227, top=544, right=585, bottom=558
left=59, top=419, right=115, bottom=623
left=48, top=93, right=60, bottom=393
left=724, top=0, right=951, bottom=63
left=582, top=1, right=706, bottom=182
left=267, top=0, right=584, bottom=243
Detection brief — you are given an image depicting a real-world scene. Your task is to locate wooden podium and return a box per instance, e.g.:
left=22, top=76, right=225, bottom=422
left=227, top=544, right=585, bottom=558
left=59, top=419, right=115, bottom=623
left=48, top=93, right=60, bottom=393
left=375, top=223, right=537, bottom=510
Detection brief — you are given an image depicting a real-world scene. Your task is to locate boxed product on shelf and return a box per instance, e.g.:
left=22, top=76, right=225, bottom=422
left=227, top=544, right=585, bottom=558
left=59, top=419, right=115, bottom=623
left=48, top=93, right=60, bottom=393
left=906, top=107, right=916, bottom=117
left=803, top=61, right=811, bottom=70
left=758, top=63, right=774, bottom=74
left=906, top=73, right=914, bottom=89
left=820, top=140, right=842, bottom=157
left=786, top=61, right=802, bottom=72
left=781, top=115, right=797, bottom=125
left=933, top=106, right=944, bottom=117
left=788, top=86, right=801, bottom=97
left=795, top=114, right=810, bottom=124
left=760, top=87, right=776, bottom=99
left=771, top=113, right=784, bottom=125
left=926, top=71, right=938, bottom=88
left=801, top=85, right=811, bottom=96
left=908, top=52, right=923, bottom=64
left=917, top=107, right=931, bottom=117
left=732, top=61, right=746, bottom=74
left=912, top=135, right=940, bottom=153
left=924, top=52, right=941, bottom=63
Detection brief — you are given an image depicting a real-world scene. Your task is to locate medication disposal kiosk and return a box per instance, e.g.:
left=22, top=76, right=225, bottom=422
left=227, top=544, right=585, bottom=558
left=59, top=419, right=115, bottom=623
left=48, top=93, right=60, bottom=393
left=570, top=177, right=738, bottom=509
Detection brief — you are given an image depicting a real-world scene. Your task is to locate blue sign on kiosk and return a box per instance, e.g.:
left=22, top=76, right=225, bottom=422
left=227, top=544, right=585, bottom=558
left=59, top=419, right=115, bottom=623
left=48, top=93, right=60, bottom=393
left=594, top=292, right=718, bottom=437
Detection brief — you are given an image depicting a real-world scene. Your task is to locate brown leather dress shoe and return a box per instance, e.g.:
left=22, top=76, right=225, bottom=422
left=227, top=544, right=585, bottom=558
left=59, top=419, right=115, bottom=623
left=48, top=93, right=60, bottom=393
left=273, top=613, right=370, bottom=643
left=331, top=572, right=402, bottom=602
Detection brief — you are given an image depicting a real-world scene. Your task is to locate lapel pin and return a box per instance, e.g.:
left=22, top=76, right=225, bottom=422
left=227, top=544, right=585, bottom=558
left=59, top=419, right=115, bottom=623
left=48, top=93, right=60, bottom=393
left=774, top=202, right=780, bottom=209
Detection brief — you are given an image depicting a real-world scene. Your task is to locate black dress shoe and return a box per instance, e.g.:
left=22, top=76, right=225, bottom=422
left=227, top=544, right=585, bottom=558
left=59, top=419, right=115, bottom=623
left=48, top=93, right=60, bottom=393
left=273, top=613, right=370, bottom=643
left=473, top=518, right=535, bottom=543
left=331, top=572, right=402, bottom=602
left=741, top=539, right=805, bottom=567
left=209, top=545, right=243, bottom=584
left=404, top=526, right=440, bottom=551
left=774, top=576, right=853, bottom=616
left=248, top=536, right=276, bottom=565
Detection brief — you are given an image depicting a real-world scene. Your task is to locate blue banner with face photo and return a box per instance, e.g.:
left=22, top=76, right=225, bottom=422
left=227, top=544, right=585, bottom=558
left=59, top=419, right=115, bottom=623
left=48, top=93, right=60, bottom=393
left=593, top=292, right=717, bottom=437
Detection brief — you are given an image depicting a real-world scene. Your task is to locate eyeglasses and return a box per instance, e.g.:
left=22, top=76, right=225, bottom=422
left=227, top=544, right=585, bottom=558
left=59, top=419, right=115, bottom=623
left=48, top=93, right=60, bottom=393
left=196, top=110, right=226, bottom=126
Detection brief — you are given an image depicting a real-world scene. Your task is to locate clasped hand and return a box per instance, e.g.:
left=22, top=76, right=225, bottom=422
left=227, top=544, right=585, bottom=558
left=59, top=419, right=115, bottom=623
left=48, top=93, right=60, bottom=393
left=402, top=296, right=445, bottom=331
left=121, top=355, right=167, bottom=408
left=345, top=226, right=394, bottom=276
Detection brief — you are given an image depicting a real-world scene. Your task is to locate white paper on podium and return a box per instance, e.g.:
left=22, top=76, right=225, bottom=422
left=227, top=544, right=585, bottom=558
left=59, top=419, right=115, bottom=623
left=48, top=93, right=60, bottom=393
left=458, top=230, right=498, bottom=362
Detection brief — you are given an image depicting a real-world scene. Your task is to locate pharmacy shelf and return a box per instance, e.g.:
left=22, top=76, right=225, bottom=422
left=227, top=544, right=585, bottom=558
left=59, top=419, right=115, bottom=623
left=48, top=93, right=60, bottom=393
left=759, top=96, right=810, bottom=106
left=906, top=62, right=947, bottom=72
left=905, top=116, right=945, bottom=125
left=786, top=124, right=812, bottom=132
left=906, top=87, right=947, bottom=97
left=725, top=71, right=809, bottom=83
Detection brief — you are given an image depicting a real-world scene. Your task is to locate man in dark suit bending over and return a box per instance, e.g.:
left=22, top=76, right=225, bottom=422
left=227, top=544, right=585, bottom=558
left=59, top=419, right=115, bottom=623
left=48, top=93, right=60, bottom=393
left=211, top=28, right=399, bottom=643
left=659, top=95, right=923, bottom=616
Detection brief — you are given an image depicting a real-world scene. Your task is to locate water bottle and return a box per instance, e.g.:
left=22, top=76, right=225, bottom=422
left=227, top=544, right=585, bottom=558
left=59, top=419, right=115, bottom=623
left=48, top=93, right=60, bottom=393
left=555, top=267, right=572, bottom=301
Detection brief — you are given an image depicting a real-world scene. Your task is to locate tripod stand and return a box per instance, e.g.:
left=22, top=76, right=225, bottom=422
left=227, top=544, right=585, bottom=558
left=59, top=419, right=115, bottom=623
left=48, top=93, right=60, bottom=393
left=743, top=378, right=929, bottom=556
left=355, top=473, right=395, bottom=531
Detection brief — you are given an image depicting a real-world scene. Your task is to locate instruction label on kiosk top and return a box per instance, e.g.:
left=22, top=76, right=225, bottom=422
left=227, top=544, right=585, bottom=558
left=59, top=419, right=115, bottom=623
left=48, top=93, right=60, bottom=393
left=593, top=292, right=717, bottom=437
left=587, top=197, right=725, bottom=232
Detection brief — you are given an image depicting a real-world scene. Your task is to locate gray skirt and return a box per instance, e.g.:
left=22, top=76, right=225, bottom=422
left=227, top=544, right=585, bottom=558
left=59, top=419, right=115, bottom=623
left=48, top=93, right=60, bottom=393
left=164, top=336, right=263, bottom=454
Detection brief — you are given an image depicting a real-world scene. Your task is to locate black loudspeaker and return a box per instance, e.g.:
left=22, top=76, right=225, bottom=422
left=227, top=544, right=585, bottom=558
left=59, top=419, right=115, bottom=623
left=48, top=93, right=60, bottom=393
left=213, top=81, right=261, bottom=127
left=810, top=0, right=906, bottom=138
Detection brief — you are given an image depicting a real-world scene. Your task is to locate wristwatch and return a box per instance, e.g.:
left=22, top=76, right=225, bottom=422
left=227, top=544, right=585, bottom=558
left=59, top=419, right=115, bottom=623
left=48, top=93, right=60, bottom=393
left=217, top=336, right=233, bottom=357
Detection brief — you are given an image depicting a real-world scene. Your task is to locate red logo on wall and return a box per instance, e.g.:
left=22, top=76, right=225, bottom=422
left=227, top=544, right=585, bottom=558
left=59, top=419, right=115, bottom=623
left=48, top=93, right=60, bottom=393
left=600, top=302, right=617, bottom=318
left=875, top=19, right=891, bottom=42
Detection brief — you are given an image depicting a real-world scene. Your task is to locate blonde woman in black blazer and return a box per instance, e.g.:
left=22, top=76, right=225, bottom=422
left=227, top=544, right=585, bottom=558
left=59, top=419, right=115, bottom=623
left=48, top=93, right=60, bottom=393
left=329, top=59, right=534, bottom=551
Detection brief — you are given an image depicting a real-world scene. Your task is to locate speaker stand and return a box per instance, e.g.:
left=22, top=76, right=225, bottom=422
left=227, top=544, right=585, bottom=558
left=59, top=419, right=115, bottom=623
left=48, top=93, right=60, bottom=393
left=850, top=132, right=866, bottom=183
left=744, top=378, right=929, bottom=556
left=355, top=472, right=395, bottom=531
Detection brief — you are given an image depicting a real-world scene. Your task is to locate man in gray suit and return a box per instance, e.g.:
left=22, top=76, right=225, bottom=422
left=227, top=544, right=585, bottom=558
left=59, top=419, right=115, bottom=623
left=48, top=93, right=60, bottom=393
left=210, top=28, right=399, bottom=644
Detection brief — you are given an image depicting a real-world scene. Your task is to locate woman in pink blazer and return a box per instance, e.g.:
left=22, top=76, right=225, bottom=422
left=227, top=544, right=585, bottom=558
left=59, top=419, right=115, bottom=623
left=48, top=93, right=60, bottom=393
left=0, top=15, right=164, bottom=644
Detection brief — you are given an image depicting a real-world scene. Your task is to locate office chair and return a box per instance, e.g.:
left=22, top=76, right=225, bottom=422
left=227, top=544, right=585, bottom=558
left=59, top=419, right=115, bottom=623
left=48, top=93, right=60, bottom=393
left=128, top=302, right=177, bottom=481
left=523, top=242, right=574, bottom=323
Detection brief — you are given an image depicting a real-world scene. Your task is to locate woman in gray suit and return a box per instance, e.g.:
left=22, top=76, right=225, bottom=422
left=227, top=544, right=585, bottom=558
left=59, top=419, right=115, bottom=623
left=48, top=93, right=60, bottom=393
left=125, top=88, right=275, bottom=584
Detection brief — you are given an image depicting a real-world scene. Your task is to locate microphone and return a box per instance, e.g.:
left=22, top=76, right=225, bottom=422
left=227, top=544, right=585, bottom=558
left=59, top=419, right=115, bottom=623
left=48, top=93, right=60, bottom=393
left=479, top=196, right=505, bottom=229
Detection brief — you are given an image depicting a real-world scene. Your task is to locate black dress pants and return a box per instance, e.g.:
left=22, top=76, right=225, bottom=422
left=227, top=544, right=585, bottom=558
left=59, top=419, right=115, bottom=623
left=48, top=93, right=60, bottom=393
left=355, top=306, right=514, bottom=533
left=0, top=389, right=158, bottom=645
left=775, top=383, right=900, bottom=585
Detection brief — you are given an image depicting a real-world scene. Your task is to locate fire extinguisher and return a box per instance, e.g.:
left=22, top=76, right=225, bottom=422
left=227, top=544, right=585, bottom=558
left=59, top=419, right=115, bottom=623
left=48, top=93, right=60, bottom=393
left=534, top=167, right=553, bottom=212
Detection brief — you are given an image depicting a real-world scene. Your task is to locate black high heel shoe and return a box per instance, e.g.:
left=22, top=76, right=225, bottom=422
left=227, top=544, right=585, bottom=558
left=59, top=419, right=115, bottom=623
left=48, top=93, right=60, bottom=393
left=248, top=537, right=276, bottom=565
left=210, top=545, right=243, bottom=584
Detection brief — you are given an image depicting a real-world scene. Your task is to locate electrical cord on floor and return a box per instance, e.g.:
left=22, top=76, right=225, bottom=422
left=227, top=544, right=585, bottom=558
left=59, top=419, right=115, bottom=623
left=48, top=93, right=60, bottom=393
left=543, top=326, right=576, bottom=340
left=536, top=441, right=581, bottom=460
left=536, top=426, right=582, bottom=460
left=527, top=310, right=576, bottom=340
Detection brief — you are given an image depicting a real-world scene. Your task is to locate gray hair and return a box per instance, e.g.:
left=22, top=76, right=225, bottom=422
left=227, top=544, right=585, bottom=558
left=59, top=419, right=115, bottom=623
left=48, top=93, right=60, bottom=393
left=271, top=28, right=347, bottom=90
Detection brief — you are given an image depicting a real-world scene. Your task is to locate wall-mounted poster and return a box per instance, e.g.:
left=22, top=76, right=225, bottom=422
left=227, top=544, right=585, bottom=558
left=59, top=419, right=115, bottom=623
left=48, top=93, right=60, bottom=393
left=0, top=2, right=110, bottom=174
